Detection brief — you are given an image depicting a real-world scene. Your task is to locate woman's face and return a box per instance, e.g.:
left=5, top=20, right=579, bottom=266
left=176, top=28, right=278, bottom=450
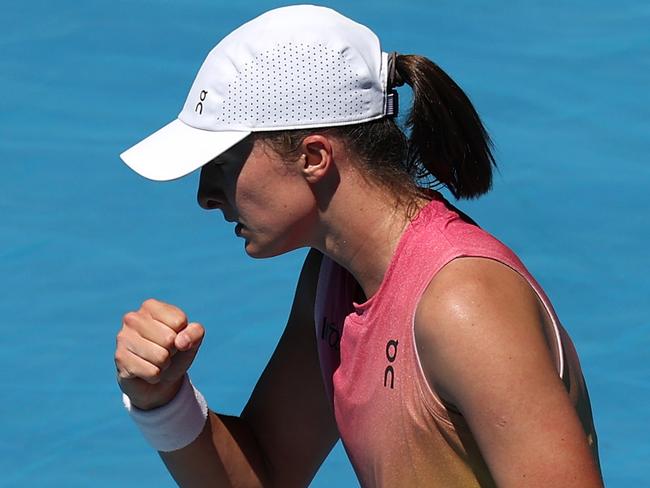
left=197, top=137, right=317, bottom=258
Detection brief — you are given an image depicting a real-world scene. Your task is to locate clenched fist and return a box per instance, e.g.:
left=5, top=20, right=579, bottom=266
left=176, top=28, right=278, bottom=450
left=115, top=299, right=205, bottom=410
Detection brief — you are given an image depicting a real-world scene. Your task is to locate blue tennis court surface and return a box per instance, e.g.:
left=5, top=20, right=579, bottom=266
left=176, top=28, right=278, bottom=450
left=1, top=1, right=648, bottom=486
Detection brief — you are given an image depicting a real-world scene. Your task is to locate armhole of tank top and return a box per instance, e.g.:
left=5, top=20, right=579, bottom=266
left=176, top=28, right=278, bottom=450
left=409, top=254, right=461, bottom=428
left=411, top=326, right=458, bottom=427
left=409, top=254, right=567, bottom=426
left=482, top=257, right=566, bottom=379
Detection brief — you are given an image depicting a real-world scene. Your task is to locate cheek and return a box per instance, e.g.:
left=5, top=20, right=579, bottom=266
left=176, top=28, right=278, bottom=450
left=246, top=179, right=316, bottom=248
left=235, top=178, right=272, bottom=214
left=271, top=182, right=315, bottom=222
left=238, top=168, right=310, bottom=216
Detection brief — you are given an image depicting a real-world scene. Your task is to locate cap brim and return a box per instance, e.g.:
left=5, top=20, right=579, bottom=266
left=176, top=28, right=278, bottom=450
left=120, top=119, right=251, bottom=181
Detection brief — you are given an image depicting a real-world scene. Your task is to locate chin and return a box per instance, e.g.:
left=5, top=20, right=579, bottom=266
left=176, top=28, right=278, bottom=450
left=244, top=240, right=300, bottom=259
left=244, top=242, right=278, bottom=259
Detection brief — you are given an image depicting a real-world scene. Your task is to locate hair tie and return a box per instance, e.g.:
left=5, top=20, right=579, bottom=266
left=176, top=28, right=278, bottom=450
left=387, top=52, right=405, bottom=89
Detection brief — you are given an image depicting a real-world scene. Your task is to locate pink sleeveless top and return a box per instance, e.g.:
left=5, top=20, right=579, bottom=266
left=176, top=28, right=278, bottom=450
left=314, top=193, right=599, bottom=487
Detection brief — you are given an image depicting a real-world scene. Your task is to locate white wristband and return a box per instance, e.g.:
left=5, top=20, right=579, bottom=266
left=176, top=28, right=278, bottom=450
left=122, top=375, right=209, bottom=452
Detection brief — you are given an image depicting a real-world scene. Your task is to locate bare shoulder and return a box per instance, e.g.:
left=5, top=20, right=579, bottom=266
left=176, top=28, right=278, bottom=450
left=416, top=256, right=542, bottom=315
left=413, top=256, right=551, bottom=405
left=414, top=257, right=602, bottom=486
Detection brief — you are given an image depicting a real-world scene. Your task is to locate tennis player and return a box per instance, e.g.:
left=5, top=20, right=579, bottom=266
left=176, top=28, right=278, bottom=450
left=115, top=5, right=603, bottom=487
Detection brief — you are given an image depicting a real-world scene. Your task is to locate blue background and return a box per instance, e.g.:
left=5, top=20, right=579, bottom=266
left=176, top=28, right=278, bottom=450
left=1, top=1, right=648, bottom=486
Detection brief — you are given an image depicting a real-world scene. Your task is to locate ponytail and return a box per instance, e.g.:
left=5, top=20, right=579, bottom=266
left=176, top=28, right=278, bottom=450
left=257, top=54, right=495, bottom=202
left=396, top=55, right=496, bottom=199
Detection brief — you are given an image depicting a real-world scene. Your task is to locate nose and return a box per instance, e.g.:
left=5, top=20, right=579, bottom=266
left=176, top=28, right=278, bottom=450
left=197, top=192, right=224, bottom=210
left=197, top=164, right=225, bottom=210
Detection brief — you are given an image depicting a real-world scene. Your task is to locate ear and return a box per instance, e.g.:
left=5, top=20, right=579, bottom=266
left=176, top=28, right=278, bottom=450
left=299, top=135, right=333, bottom=184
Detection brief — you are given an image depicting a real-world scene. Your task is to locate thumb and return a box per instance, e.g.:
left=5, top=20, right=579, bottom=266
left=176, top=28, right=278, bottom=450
left=160, top=322, right=205, bottom=385
left=175, top=322, right=205, bottom=352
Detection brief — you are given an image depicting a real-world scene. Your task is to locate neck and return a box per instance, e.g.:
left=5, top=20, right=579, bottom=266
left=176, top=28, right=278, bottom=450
left=310, top=173, right=426, bottom=299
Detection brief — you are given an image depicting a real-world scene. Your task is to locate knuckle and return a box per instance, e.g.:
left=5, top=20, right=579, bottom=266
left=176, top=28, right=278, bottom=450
left=114, top=353, right=134, bottom=376
left=114, top=350, right=123, bottom=366
left=144, top=365, right=161, bottom=384
left=160, top=332, right=176, bottom=350
left=114, top=353, right=131, bottom=377
left=116, top=331, right=135, bottom=352
left=141, top=298, right=159, bottom=310
left=116, top=367, right=132, bottom=381
left=169, top=312, right=187, bottom=330
left=122, top=311, right=139, bottom=325
left=116, top=330, right=128, bottom=345
left=158, top=359, right=171, bottom=373
left=114, top=335, right=128, bottom=361
left=155, top=348, right=170, bottom=366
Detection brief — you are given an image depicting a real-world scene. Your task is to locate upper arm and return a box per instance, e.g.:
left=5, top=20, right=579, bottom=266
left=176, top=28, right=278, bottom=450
left=414, top=257, right=602, bottom=488
left=241, top=248, right=338, bottom=487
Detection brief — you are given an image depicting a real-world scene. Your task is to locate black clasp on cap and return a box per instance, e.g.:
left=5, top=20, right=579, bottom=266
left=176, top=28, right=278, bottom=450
left=386, top=91, right=399, bottom=116
left=386, top=52, right=403, bottom=117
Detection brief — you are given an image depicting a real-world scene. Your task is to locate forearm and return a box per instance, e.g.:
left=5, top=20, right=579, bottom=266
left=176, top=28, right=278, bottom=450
left=160, top=411, right=271, bottom=488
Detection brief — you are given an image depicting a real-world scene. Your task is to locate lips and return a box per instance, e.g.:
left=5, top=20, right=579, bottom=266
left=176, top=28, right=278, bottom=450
left=235, top=223, right=244, bottom=236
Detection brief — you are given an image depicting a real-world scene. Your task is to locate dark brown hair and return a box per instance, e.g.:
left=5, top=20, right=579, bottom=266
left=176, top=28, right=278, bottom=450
left=255, top=54, right=496, bottom=202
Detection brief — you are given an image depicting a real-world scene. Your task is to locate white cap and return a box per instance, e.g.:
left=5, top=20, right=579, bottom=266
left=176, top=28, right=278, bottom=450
left=120, top=5, right=393, bottom=181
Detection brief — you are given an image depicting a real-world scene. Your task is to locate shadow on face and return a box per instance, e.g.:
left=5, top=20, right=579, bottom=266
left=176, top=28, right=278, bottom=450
left=197, top=136, right=255, bottom=209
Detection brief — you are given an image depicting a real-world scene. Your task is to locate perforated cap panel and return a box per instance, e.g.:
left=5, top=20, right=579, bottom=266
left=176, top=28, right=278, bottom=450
left=178, top=5, right=388, bottom=132
left=217, top=43, right=369, bottom=128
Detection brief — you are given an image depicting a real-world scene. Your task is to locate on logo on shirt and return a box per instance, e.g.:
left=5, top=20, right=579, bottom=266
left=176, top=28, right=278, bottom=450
left=384, top=339, right=399, bottom=389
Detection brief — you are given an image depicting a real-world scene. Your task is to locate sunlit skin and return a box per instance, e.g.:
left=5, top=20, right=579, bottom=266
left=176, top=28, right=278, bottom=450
left=197, top=137, right=319, bottom=259
left=116, top=133, right=603, bottom=487
left=197, top=134, right=427, bottom=297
